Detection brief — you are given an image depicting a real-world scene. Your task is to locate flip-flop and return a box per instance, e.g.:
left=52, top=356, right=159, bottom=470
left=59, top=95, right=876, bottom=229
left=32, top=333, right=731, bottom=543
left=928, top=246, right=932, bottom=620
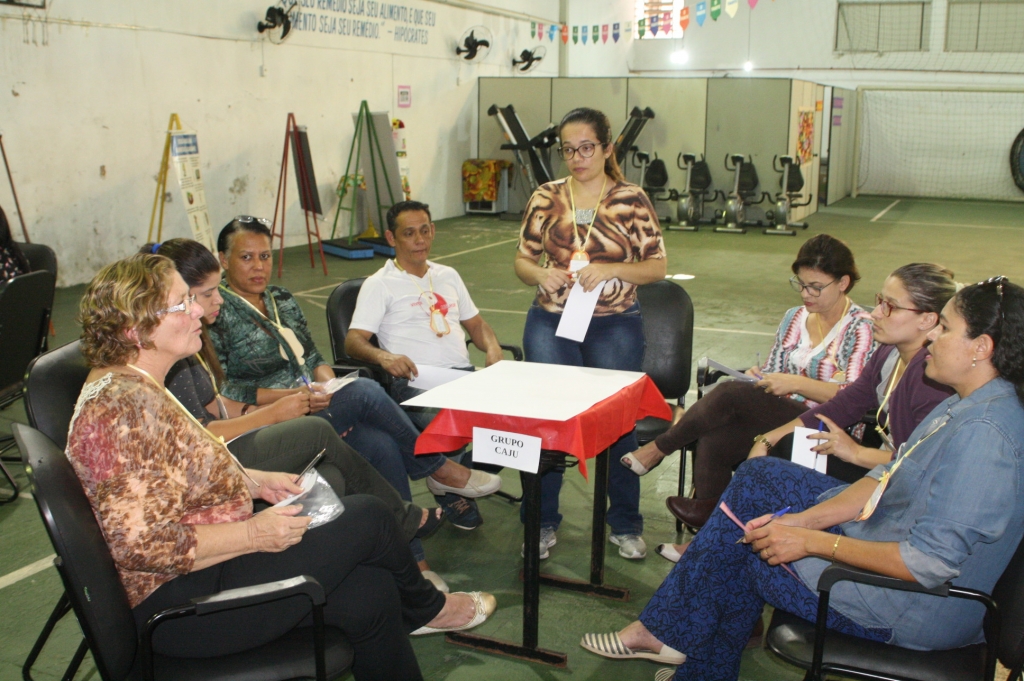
left=620, top=451, right=651, bottom=476
left=580, top=632, right=686, bottom=665
left=415, top=507, right=446, bottom=540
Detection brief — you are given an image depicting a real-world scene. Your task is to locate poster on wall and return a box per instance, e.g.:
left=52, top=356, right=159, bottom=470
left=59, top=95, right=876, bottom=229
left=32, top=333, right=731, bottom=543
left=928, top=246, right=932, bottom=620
left=169, top=133, right=216, bottom=252
left=798, top=109, right=815, bottom=165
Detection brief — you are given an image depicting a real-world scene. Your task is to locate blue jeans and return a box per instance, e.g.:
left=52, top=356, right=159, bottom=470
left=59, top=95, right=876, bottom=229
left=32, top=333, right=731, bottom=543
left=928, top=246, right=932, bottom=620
left=313, top=378, right=447, bottom=562
left=390, top=366, right=474, bottom=432
left=520, top=302, right=645, bottom=536
left=640, top=457, right=891, bottom=681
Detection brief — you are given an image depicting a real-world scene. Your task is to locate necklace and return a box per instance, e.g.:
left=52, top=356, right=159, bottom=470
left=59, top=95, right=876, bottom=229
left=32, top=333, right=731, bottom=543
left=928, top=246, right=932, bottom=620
left=125, top=363, right=261, bottom=487
left=814, top=297, right=851, bottom=368
left=567, top=175, right=607, bottom=261
left=393, top=260, right=449, bottom=337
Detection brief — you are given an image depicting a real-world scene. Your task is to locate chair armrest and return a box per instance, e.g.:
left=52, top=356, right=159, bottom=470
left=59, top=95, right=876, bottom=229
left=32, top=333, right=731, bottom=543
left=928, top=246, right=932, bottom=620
left=817, top=562, right=949, bottom=597
left=500, top=343, right=524, bottom=361
left=331, top=364, right=373, bottom=380
left=191, top=575, right=326, bottom=614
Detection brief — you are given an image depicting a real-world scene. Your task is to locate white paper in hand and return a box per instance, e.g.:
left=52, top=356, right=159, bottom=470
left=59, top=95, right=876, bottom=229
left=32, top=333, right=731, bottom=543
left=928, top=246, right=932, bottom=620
left=314, top=370, right=361, bottom=395
left=791, top=427, right=828, bottom=474
left=556, top=280, right=603, bottom=342
left=409, top=366, right=472, bottom=391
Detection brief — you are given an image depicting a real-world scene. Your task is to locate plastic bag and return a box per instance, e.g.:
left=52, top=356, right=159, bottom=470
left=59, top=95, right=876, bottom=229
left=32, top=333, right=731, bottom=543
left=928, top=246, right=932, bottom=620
left=272, top=469, right=344, bottom=529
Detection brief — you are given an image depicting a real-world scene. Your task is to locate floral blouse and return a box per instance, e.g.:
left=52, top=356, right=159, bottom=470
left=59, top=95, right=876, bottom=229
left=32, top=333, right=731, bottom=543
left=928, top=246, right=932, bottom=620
left=65, top=372, right=252, bottom=608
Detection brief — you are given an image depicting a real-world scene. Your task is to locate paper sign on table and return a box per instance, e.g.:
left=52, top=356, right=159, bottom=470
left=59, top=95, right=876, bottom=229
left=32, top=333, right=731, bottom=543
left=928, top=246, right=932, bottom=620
left=409, top=365, right=472, bottom=391
left=792, top=427, right=828, bottom=474
left=555, top=280, right=603, bottom=342
left=472, top=427, right=542, bottom=474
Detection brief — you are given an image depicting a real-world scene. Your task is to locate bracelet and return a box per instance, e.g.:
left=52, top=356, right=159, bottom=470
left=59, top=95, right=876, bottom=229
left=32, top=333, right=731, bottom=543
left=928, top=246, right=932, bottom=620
left=754, top=434, right=773, bottom=452
left=241, top=404, right=252, bottom=415
left=831, top=534, right=842, bottom=562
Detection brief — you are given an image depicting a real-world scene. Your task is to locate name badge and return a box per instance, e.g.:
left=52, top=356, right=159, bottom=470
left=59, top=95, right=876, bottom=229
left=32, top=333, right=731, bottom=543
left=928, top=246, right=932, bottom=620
left=472, top=427, right=542, bottom=474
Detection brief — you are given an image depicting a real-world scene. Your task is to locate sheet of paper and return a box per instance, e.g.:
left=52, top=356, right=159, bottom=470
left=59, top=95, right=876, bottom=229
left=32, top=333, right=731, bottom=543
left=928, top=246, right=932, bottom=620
left=315, top=370, right=361, bottom=395
left=792, top=426, right=828, bottom=474
left=555, top=280, right=603, bottom=342
left=401, top=360, right=646, bottom=421
left=409, top=366, right=472, bottom=391
left=271, top=471, right=317, bottom=508
left=704, top=358, right=757, bottom=383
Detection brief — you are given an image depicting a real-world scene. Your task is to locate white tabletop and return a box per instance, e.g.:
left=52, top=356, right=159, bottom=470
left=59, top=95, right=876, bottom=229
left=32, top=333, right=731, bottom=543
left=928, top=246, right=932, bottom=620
left=400, top=360, right=646, bottom=421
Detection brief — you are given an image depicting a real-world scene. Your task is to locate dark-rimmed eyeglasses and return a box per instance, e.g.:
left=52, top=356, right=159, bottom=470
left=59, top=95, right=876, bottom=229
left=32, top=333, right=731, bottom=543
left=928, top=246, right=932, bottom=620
left=874, top=293, right=925, bottom=317
left=157, top=293, right=196, bottom=316
left=234, top=215, right=272, bottom=227
left=789, top=276, right=836, bottom=297
left=557, top=143, right=599, bottom=160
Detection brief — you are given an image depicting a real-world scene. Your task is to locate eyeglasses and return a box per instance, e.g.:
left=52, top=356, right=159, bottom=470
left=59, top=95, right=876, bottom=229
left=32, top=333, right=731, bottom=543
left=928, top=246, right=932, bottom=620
left=157, top=293, right=197, bottom=316
left=234, top=215, right=272, bottom=227
left=557, top=143, right=599, bottom=160
left=789, top=276, right=836, bottom=297
left=874, top=293, right=925, bottom=317
left=978, top=276, right=1008, bottom=323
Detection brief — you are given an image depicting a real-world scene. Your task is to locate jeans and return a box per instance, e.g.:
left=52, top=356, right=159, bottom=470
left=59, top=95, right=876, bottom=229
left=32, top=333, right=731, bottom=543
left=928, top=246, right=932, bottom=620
left=640, top=457, right=891, bottom=681
left=312, top=378, right=447, bottom=562
left=520, top=302, right=645, bottom=536
left=390, top=366, right=474, bottom=432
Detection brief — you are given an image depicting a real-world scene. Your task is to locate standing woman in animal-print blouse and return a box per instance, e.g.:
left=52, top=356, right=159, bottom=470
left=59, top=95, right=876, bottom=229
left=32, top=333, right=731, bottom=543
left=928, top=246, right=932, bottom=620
left=514, top=107, right=667, bottom=562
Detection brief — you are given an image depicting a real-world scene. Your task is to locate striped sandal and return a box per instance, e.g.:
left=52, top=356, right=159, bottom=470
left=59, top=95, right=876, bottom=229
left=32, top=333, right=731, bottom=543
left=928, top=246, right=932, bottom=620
left=580, top=632, right=686, bottom=665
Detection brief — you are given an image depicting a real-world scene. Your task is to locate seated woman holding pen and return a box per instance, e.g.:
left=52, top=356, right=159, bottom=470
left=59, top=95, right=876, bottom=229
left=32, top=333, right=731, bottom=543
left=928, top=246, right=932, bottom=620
left=622, top=234, right=875, bottom=530
left=145, top=239, right=450, bottom=590
left=582, top=277, right=1024, bottom=681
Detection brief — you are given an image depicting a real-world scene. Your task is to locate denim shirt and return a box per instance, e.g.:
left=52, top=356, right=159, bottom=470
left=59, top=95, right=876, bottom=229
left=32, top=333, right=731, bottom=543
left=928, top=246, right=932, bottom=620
left=793, top=378, right=1024, bottom=650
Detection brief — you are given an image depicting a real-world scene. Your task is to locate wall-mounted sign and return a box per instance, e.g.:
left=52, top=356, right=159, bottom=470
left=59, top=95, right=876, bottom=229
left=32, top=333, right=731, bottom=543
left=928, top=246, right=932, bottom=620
left=397, top=85, right=411, bottom=108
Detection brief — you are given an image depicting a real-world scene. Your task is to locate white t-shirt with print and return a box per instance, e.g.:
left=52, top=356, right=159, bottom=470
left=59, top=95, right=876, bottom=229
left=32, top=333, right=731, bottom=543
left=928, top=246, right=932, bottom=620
left=350, top=259, right=480, bottom=369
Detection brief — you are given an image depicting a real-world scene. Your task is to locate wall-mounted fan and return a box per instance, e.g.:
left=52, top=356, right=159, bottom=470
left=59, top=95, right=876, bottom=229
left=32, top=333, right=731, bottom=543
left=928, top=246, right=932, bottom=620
left=456, top=25, right=493, bottom=62
left=258, top=0, right=298, bottom=44
left=512, top=45, right=546, bottom=73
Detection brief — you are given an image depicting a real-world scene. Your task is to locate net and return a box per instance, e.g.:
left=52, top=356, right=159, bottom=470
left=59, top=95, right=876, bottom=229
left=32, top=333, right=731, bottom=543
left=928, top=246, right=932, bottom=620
left=856, top=89, right=1024, bottom=201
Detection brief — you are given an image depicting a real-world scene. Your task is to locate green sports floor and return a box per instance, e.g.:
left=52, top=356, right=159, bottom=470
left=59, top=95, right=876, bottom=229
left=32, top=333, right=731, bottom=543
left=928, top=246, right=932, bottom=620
left=1, top=196, right=1022, bottom=681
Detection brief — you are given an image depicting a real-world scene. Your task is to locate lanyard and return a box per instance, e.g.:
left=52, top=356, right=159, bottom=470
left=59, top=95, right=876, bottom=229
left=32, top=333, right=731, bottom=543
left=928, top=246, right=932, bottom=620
left=567, top=175, right=607, bottom=254
left=855, top=414, right=949, bottom=521
left=220, top=285, right=308, bottom=370
left=813, top=297, right=851, bottom=368
left=194, top=353, right=229, bottom=420
left=874, top=355, right=905, bottom=447
left=126, top=364, right=260, bottom=487
left=393, top=260, right=450, bottom=337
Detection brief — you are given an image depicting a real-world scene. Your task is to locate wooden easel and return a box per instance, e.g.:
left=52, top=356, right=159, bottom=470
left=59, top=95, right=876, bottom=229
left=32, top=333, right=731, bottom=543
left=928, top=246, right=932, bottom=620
left=148, top=114, right=181, bottom=243
left=331, top=100, right=397, bottom=242
left=271, top=113, right=327, bottom=277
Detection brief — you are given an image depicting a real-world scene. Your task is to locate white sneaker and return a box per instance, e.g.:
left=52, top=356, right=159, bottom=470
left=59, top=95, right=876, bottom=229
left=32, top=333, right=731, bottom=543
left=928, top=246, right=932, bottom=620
left=610, top=534, right=647, bottom=560
left=521, top=527, right=557, bottom=560
left=426, top=469, right=502, bottom=498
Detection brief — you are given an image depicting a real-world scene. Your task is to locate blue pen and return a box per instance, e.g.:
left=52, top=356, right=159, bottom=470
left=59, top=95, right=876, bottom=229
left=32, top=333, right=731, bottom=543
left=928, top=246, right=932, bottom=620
left=737, top=505, right=791, bottom=542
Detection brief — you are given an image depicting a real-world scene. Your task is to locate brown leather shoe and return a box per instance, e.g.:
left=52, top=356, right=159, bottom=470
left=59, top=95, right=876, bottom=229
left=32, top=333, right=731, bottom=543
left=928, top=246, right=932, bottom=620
left=665, top=495, right=719, bottom=529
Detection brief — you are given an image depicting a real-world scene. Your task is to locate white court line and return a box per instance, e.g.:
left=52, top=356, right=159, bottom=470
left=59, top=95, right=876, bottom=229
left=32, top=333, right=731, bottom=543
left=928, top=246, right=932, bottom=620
left=878, top=220, right=1022, bottom=232
left=870, top=200, right=901, bottom=222
left=477, top=307, right=527, bottom=315
left=0, top=555, right=56, bottom=591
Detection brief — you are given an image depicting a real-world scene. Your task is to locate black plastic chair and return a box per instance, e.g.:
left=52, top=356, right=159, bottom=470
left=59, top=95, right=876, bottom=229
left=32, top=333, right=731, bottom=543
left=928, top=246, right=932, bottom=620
left=13, top=423, right=355, bottom=681
left=766, top=548, right=1024, bottom=681
left=0, top=269, right=56, bottom=499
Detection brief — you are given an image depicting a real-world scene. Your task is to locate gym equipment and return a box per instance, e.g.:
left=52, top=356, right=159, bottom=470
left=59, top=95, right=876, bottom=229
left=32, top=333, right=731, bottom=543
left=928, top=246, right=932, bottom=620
left=487, top=104, right=557, bottom=192
left=762, top=155, right=812, bottom=236
left=675, top=153, right=723, bottom=231
left=631, top=151, right=675, bottom=223
left=715, top=153, right=767, bottom=234
left=614, top=107, right=655, bottom=168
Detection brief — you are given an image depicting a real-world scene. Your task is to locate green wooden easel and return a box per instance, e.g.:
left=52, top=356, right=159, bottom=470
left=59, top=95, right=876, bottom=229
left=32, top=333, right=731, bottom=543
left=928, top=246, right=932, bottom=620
left=331, top=100, right=397, bottom=241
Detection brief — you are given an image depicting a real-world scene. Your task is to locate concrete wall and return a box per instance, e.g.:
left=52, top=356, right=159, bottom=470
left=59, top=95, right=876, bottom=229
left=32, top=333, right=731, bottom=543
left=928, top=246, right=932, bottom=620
left=0, top=0, right=559, bottom=285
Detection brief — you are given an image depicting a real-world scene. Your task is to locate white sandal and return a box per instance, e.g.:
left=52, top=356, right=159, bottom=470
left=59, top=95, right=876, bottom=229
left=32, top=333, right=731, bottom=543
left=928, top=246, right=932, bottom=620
left=411, top=591, right=496, bottom=635
left=620, top=451, right=652, bottom=476
left=655, top=543, right=684, bottom=564
left=580, top=632, right=686, bottom=665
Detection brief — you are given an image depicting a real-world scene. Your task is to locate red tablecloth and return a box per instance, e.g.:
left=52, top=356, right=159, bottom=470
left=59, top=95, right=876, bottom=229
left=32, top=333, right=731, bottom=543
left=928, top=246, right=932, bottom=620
left=415, top=374, right=672, bottom=479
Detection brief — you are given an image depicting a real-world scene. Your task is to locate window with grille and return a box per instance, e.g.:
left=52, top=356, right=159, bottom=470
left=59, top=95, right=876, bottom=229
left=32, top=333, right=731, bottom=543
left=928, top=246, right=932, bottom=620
left=635, top=0, right=685, bottom=39
left=947, top=0, right=1024, bottom=52
left=835, top=0, right=932, bottom=52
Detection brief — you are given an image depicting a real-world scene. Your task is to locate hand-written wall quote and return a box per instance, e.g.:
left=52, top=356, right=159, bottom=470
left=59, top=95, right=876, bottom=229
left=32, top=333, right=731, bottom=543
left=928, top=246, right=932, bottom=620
left=292, top=0, right=435, bottom=43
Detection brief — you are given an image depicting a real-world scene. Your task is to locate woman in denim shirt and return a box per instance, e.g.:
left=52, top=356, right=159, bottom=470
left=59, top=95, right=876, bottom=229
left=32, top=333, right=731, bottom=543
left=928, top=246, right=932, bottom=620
left=582, top=277, right=1024, bottom=681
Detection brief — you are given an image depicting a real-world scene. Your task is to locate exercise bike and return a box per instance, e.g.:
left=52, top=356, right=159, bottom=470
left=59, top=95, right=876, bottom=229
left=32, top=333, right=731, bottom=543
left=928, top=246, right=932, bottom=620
left=631, top=150, right=676, bottom=224
left=676, top=153, right=723, bottom=231
left=762, top=155, right=813, bottom=236
left=714, top=153, right=767, bottom=234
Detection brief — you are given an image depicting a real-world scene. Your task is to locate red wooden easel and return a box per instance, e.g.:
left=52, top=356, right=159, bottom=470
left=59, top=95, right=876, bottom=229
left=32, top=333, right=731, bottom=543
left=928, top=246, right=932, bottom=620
left=270, top=113, right=328, bottom=277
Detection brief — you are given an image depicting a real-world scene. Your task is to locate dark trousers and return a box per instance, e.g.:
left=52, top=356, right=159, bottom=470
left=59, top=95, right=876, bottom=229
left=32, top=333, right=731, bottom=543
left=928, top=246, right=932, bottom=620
left=653, top=381, right=808, bottom=499
left=227, top=416, right=422, bottom=541
left=133, top=495, right=445, bottom=681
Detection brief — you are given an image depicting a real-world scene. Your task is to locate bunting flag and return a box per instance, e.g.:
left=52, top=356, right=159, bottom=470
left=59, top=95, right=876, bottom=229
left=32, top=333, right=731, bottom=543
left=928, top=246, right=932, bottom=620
left=638, top=17, right=645, bottom=38
left=625, top=21, right=633, bottom=38
left=593, top=25, right=599, bottom=44
left=710, top=0, right=722, bottom=20
left=650, top=13, right=659, bottom=35
left=549, top=24, right=557, bottom=41
left=560, top=24, right=568, bottom=43
left=537, top=23, right=543, bottom=38
left=663, top=11, right=671, bottom=29
left=530, top=22, right=536, bottom=38
left=602, top=24, right=609, bottom=43
left=725, top=0, right=738, bottom=17
left=680, top=6, right=690, bottom=29
left=573, top=25, right=579, bottom=44
left=582, top=25, right=588, bottom=44
left=696, top=1, right=707, bottom=25
left=749, top=0, right=759, bottom=6
left=612, top=22, right=620, bottom=42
